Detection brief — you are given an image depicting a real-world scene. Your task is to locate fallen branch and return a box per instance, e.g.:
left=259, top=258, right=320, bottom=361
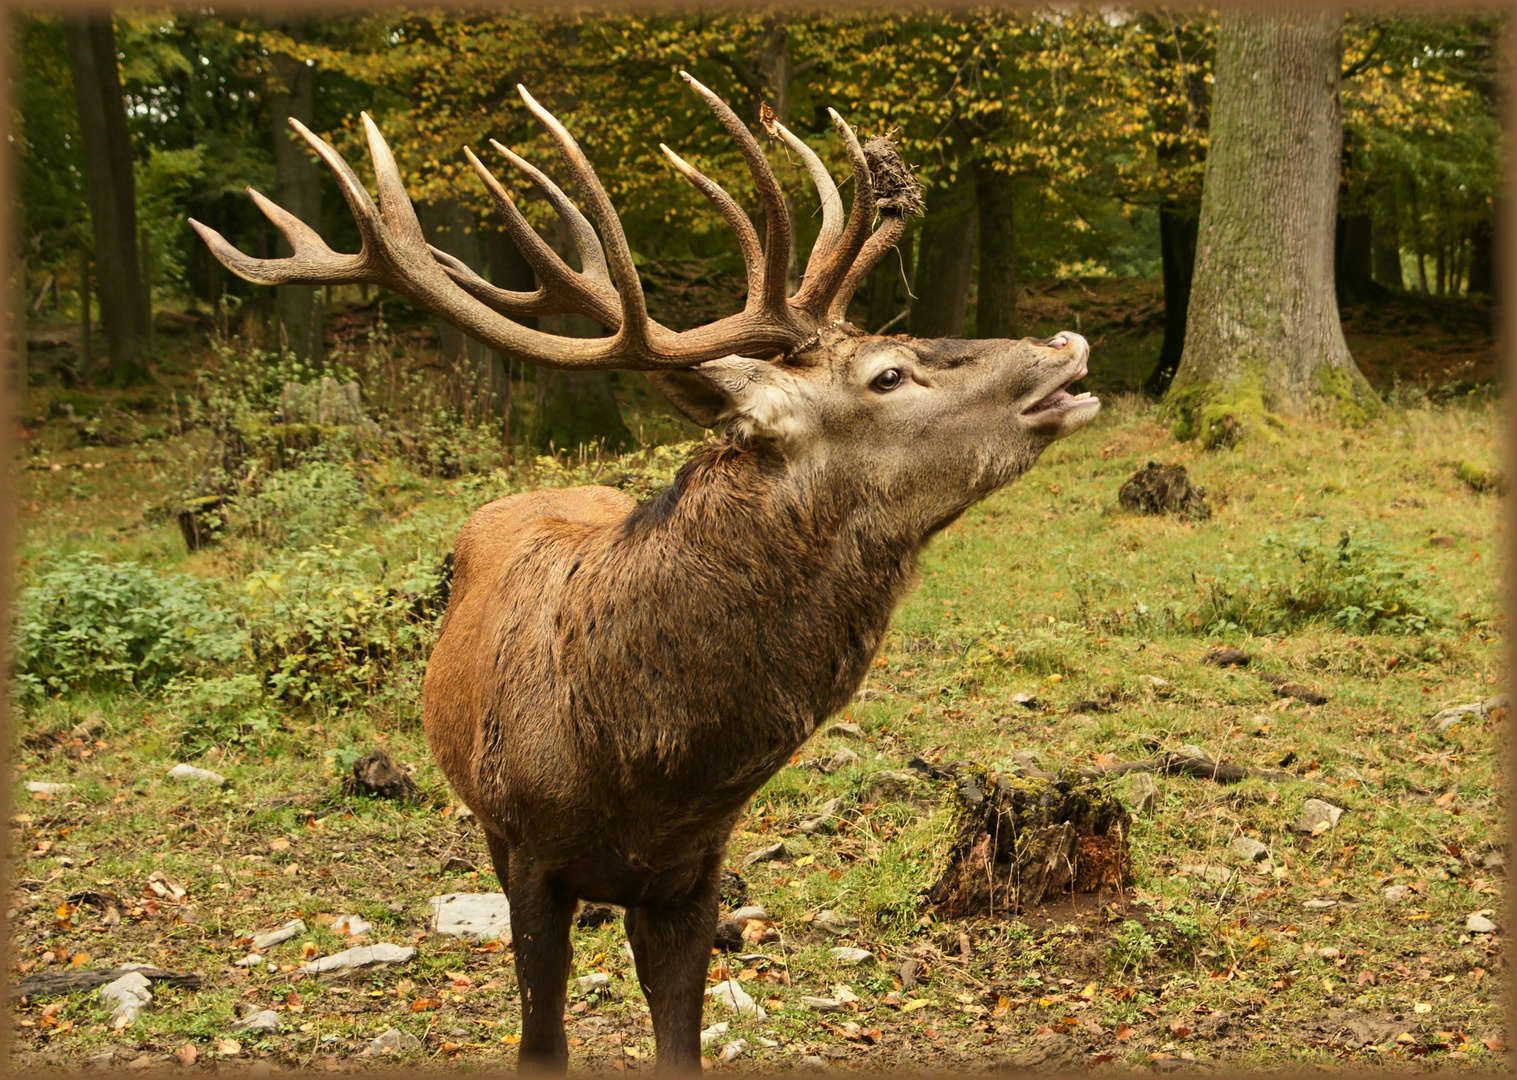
left=1013, top=750, right=1304, bottom=785
left=11, top=966, right=201, bottom=1001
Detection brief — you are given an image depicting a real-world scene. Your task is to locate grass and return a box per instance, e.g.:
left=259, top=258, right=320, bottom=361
left=7, top=287, right=1508, bottom=1073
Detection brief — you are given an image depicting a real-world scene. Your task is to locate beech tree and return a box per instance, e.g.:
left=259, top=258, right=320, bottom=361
left=1165, top=10, right=1379, bottom=448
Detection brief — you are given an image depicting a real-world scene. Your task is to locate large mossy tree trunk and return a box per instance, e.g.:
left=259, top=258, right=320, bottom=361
left=266, top=16, right=324, bottom=363
left=973, top=161, right=1017, bottom=339
left=64, top=14, right=149, bottom=386
left=1164, top=10, right=1379, bottom=448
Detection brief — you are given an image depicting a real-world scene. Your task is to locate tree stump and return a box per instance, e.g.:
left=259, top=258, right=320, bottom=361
left=926, top=765, right=1131, bottom=917
left=1118, top=462, right=1210, bottom=521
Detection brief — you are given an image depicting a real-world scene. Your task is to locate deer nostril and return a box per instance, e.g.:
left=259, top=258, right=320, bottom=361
left=1048, top=333, right=1069, bottom=349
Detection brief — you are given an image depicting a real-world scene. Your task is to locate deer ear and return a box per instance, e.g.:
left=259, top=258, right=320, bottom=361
left=646, top=358, right=800, bottom=437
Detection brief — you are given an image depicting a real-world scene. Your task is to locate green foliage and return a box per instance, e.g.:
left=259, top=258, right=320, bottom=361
left=237, top=460, right=375, bottom=549
left=12, top=552, right=245, bottom=701
left=1194, top=526, right=1447, bottom=636
left=165, top=673, right=277, bottom=756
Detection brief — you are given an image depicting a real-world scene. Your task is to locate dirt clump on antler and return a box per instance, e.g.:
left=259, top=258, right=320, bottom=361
left=863, top=136, right=925, bottom=219
left=925, top=763, right=1131, bottom=917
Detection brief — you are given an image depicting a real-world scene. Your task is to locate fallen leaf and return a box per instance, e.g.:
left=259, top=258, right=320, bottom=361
left=175, top=1044, right=198, bottom=1067
left=217, top=1039, right=241, bottom=1056
left=1115, top=1024, right=1134, bottom=1042
left=1357, top=970, right=1376, bottom=986
left=411, top=997, right=441, bottom=1012
left=1483, top=1037, right=1506, bottom=1052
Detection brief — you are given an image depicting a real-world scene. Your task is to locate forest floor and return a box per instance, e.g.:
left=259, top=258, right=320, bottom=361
left=7, top=280, right=1507, bottom=1073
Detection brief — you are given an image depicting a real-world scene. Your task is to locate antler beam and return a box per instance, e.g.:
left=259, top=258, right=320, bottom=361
left=190, top=77, right=923, bottom=371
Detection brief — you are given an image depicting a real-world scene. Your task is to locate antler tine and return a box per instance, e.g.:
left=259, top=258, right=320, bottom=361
left=462, top=145, right=620, bottom=327
left=766, top=120, right=845, bottom=278
left=360, top=112, right=429, bottom=250
left=189, top=186, right=371, bottom=287
left=489, top=139, right=611, bottom=291
left=286, top=116, right=388, bottom=253
left=427, top=243, right=591, bottom=323
left=679, top=71, right=791, bottom=317
left=659, top=143, right=764, bottom=300
left=517, top=84, right=650, bottom=351
left=792, top=109, right=874, bottom=318
left=826, top=216, right=911, bottom=323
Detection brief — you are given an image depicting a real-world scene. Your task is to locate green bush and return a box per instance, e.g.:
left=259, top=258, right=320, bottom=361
left=1193, top=525, right=1446, bottom=636
left=12, top=553, right=245, bottom=701
left=235, top=460, right=375, bottom=549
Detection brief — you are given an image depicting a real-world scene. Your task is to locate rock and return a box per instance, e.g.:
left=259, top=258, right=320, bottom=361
left=24, top=781, right=72, bottom=795
left=99, top=971, right=153, bottom=1025
left=700, top=1022, right=729, bottom=1046
left=1485, top=692, right=1510, bottom=714
left=1296, top=799, right=1344, bottom=835
left=1302, top=899, right=1338, bottom=910
left=1180, top=863, right=1233, bottom=885
left=1260, top=673, right=1328, bottom=705
left=233, top=954, right=263, bottom=968
left=804, top=996, right=844, bottom=1011
left=829, top=947, right=875, bottom=966
left=250, top=919, right=307, bottom=951
left=1113, top=772, right=1158, bottom=817
left=810, top=909, right=858, bottom=935
left=742, top=842, right=788, bottom=868
left=1454, top=460, right=1506, bottom=495
left=574, top=973, right=610, bottom=994
left=719, top=1039, right=750, bottom=1064
left=1466, top=912, right=1497, bottom=934
left=1316, top=947, right=1341, bottom=960
left=1383, top=885, right=1409, bottom=902
left=727, top=905, right=769, bottom=924
left=368, top=1028, right=421, bottom=1056
left=1433, top=702, right=1487, bottom=734
left=1118, top=462, right=1210, bottom=521
left=713, top=918, right=745, bottom=952
left=1204, top=647, right=1250, bottom=668
left=827, top=722, right=864, bottom=739
left=230, top=1009, right=280, bottom=1034
left=345, top=748, right=420, bottom=803
left=1010, top=691, right=1040, bottom=709
left=829, top=748, right=860, bottom=770
left=1176, top=744, right=1213, bottom=763
left=797, top=1055, right=829, bottom=1071
left=440, top=855, right=477, bottom=873
left=707, top=979, right=766, bottom=1020
left=575, top=902, right=618, bottom=929
left=1138, top=674, right=1169, bottom=690
left=898, top=958, right=921, bottom=991
left=719, top=869, right=749, bottom=906
left=298, top=943, right=416, bottom=979
left=428, top=893, right=512, bottom=943
left=331, top=914, right=372, bottom=937
left=800, top=798, right=845, bottom=835
left=166, top=763, right=225, bottom=785
left=1231, top=837, right=1270, bottom=863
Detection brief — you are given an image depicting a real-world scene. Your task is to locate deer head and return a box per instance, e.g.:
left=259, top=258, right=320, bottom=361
left=191, top=73, right=1098, bottom=537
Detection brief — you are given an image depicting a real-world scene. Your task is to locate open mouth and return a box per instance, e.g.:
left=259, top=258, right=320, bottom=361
left=1022, top=377, right=1098, bottom=419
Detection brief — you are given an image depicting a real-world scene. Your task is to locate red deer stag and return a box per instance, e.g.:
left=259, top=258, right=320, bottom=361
left=192, top=73, right=1099, bottom=1073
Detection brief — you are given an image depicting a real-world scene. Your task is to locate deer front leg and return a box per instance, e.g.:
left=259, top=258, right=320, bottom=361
left=489, top=833, right=577, bottom=1073
left=624, top=851, right=724, bottom=1074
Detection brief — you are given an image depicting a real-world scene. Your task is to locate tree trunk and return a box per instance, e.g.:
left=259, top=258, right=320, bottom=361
left=973, top=161, right=1016, bottom=339
left=1164, top=10, right=1377, bottom=446
left=750, top=18, right=799, bottom=295
left=1371, top=215, right=1402, bottom=290
left=909, top=166, right=976, bottom=339
left=486, top=225, right=538, bottom=439
left=1467, top=215, right=1493, bottom=297
left=1143, top=204, right=1200, bottom=397
left=864, top=229, right=913, bottom=333
left=266, top=16, right=324, bottom=362
left=64, top=14, right=148, bottom=385
left=1334, top=213, right=1382, bottom=304
left=418, top=198, right=505, bottom=416
left=534, top=218, right=631, bottom=454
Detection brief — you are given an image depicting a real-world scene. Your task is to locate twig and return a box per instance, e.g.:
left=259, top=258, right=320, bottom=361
left=1014, top=751, right=1308, bottom=786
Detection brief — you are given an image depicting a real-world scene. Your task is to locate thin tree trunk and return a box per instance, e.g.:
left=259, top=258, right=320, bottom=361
left=751, top=18, right=799, bottom=295
left=973, top=161, right=1017, bottom=339
left=1165, top=10, right=1377, bottom=445
left=266, top=16, right=324, bottom=362
left=79, top=245, right=91, bottom=373
left=864, top=229, right=913, bottom=333
left=64, top=14, right=148, bottom=385
left=1143, top=204, right=1199, bottom=397
left=910, top=164, right=976, bottom=339
left=418, top=198, right=504, bottom=415
left=1435, top=236, right=1446, bottom=297
left=486, top=225, right=537, bottom=441
left=1334, top=213, right=1381, bottom=304
left=1371, top=213, right=1402, bottom=290
left=1467, top=216, right=1493, bottom=296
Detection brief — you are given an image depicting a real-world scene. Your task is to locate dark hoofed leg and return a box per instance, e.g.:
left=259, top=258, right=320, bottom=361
left=486, top=831, right=576, bottom=1074
left=624, top=851, right=724, bottom=1074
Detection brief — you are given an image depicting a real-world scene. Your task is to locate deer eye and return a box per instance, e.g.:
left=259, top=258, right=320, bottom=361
left=871, top=368, right=903, bottom=393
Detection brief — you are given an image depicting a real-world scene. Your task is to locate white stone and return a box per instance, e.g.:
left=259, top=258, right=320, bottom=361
left=298, top=943, right=416, bottom=978
left=719, top=1039, right=749, bottom=1064
left=1383, top=885, right=1409, bottom=902
left=810, top=909, right=857, bottom=935
left=233, top=954, right=263, bottom=968
left=1467, top=912, right=1498, bottom=934
left=804, top=997, right=844, bottom=1011
left=331, top=914, right=372, bottom=937
left=700, top=1022, right=729, bottom=1046
left=707, top=979, right=766, bottom=1020
left=24, top=782, right=71, bottom=795
left=827, top=722, right=864, bottom=739
left=574, top=973, right=610, bottom=994
left=1433, top=703, right=1486, bottom=734
left=167, top=763, right=225, bottom=785
left=800, top=799, right=844, bottom=834
left=1302, top=899, right=1337, bottom=910
left=1231, top=837, right=1270, bottom=863
left=368, top=1028, right=421, bottom=1055
left=230, top=1009, right=280, bottom=1034
left=829, top=749, right=860, bottom=770
left=829, top=947, right=876, bottom=966
left=98, top=971, right=152, bottom=1025
left=250, top=919, right=306, bottom=951
left=428, top=893, right=511, bottom=943
left=1114, top=773, right=1158, bottom=817
left=1176, top=744, right=1213, bottom=763
left=1296, top=799, right=1344, bottom=834
left=729, top=906, right=769, bottom=923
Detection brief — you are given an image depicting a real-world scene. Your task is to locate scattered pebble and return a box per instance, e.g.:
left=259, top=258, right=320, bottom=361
left=800, top=798, right=845, bottom=834
left=1231, top=837, right=1270, bottom=863
left=249, top=919, right=306, bottom=951
left=804, top=996, right=844, bottom=1011
left=99, top=971, right=152, bottom=1026
left=719, top=1039, right=749, bottom=1064
left=1011, top=691, right=1041, bottom=709
left=574, top=972, right=610, bottom=994
left=230, top=1009, right=280, bottom=1034
left=331, top=914, right=372, bottom=937
left=368, top=1028, right=421, bottom=1055
left=233, top=954, right=263, bottom=968
left=707, top=979, right=766, bottom=1020
left=167, top=764, right=225, bottom=785
left=1138, top=675, right=1169, bottom=690
left=1114, top=772, right=1158, bottom=817
left=700, top=1023, right=729, bottom=1046
left=729, top=905, right=770, bottom=923
left=742, top=842, right=788, bottom=868
left=1176, top=744, right=1213, bottom=763
left=1383, top=885, right=1409, bottom=902
left=24, top=781, right=72, bottom=795
left=827, top=722, right=864, bottom=739
left=797, top=1055, right=829, bottom=1071
left=428, top=893, right=512, bottom=943
left=1433, top=702, right=1487, bottom=734
left=1296, top=798, right=1344, bottom=835
left=829, top=749, right=860, bottom=770
left=298, top=943, right=416, bottom=978
left=1302, top=899, right=1338, bottom=911
left=898, top=958, right=921, bottom=990
left=1467, top=912, right=1498, bottom=934
left=829, top=946, right=875, bottom=966
left=810, top=910, right=857, bottom=935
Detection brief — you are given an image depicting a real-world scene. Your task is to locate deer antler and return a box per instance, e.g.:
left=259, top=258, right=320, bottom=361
left=190, top=77, right=922, bottom=370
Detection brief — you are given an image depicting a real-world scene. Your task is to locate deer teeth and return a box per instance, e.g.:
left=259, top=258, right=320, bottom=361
left=1070, top=392, right=1093, bottom=401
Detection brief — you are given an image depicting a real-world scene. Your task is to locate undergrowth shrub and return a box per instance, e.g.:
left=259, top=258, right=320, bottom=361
left=12, top=553, right=245, bottom=701
left=235, top=459, right=375, bottom=548
left=1192, top=525, right=1446, bottom=636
